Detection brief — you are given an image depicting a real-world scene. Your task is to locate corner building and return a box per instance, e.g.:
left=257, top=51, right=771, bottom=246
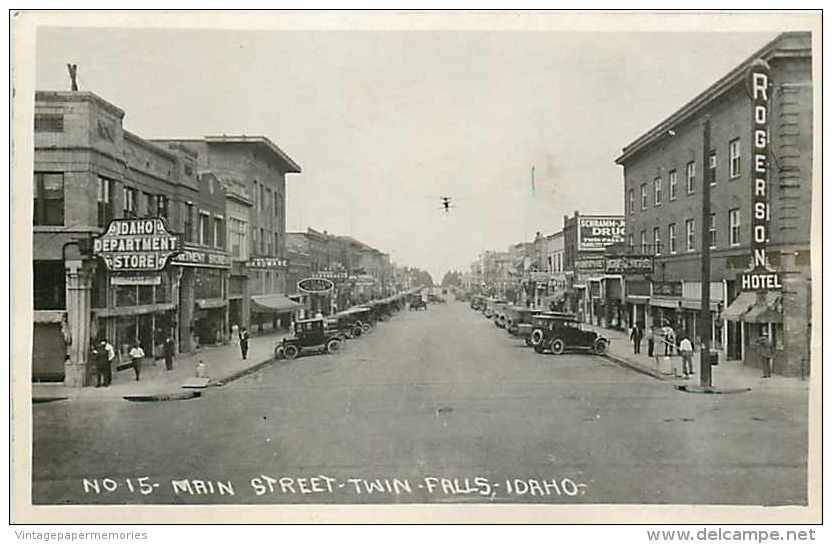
left=615, top=32, right=812, bottom=376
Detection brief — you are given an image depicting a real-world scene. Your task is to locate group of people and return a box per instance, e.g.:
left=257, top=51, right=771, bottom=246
left=629, top=322, right=696, bottom=378
left=89, top=335, right=176, bottom=387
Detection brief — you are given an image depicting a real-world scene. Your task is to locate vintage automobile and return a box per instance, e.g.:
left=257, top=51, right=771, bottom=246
left=483, top=298, right=508, bottom=319
left=326, top=307, right=371, bottom=339
left=470, top=295, right=485, bottom=311
left=528, top=314, right=610, bottom=355
left=427, top=293, right=446, bottom=304
left=409, top=295, right=427, bottom=311
left=509, top=307, right=544, bottom=341
left=274, top=317, right=343, bottom=360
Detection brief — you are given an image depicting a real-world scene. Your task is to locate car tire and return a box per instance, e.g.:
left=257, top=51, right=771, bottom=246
left=524, top=337, right=533, bottom=346
left=352, top=325, right=363, bottom=337
left=550, top=338, right=565, bottom=355
left=362, top=323, right=372, bottom=334
left=284, top=344, right=299, bottom=360
left=530, top=329, right=545, bottom=346
left=594, top=339, right=608, bottom=355
left=274, top=345, right=285, bottom=360
left=326, top=338, right=341, bottom=354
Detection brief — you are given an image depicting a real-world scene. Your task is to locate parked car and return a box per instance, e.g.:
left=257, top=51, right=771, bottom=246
left=528, top=314, right=610, bottom=355
left=470, top=295, right=485, bottom=311
left=274, top=317, right=343, bottom=360
left=327, top=307, right=371, bottom=339
left=409, top=295, right=427, bottom=311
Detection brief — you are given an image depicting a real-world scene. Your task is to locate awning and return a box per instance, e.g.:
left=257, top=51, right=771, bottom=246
left=723, top=291, right=782, bottom=323
left=651, top=297, right=681, bottom=309
left=251, top=294, right=303, bottom=314
left=196, top=298, right=227, bottom=310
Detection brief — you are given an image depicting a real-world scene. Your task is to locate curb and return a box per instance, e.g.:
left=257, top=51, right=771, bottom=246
left=602, top=352, right=672, bottom=381
left=210, top=354, right=281, bottom=386
left=123, top=391, right=202, bottom=402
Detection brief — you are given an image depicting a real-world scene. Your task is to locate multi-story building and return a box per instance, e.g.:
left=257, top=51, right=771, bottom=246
left=615, top=32, right=812, bottom=375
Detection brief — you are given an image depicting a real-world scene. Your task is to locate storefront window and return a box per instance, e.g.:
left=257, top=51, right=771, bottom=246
left=91, top=264, right=108, bottom=308
left=194, top=269, right=224, bottom=299
left=156, top=272, right=170, bottom=303
left=115, top=285, right=138, bottom=307
left=139, top=284, right=154, bottom=305
left=33, top=261, right=65, bottom=310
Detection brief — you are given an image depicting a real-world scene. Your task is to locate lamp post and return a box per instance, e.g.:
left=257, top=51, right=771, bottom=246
left=699, top=115, right=713, bottom=388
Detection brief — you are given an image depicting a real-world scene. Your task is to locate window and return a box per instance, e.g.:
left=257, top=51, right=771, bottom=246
left=97, top=176, right=114, bottom=227
left=260, top=186, right=265, bottom=212
left=229, top=218, right=247, bottom=260
left=709, top=213, right=717, bottom=249
left=640, top=183, right=648, bottom=210
left=685, top=219, right=695, bottom=251
left=640, top=230, right=647, bottom=254
left=627, top=233, right=634, bottom=252
left=274, top=192, right=280, bottom=216
left=156, top=195, right=169, bottom=219
left=266, top=188, right=272, bottom=213
left=274, top=232, right=280, bottom=256
left=122, top=186, right=137, bottom=218
left=194, top=269, right=223, bottom=300
left=251, top=226, right=258, bottom=255
left=709, top=152, right=717, bottom=185
left=34, top=113, right=64, bottom=132
left=199, top=212, right=211, bottom=246
left=213, top=217, right=223, bottom=249
left=654, top=177, right=662, bottom=206
left=729, top=139, right=741, bottom=178
left=33, top=261, right=65, bottom=310
left=143, top=192, right=155, bottom=217
left=260, top=227, right=265, bottom=254
left=252, top=180, right=258, bottom=210
left=686, top=161, right=695, bottom=194
left=669, top=170, right=678, bottom=200
left=267, top=230, right=273, bottom=255
left=628, top=189, right=634, bottom=215
left=33, top=172, right=64, bottom=226
left=668, top=223, right=677, bottom=254
left=183, top=203, right=194, bottom=242
left=653, top=227, right=661, bottom=255
left=729, top=208, right=741, bottom=246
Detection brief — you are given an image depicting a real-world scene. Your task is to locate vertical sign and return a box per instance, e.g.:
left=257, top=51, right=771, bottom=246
left=741, top=59, right=782, bottom=291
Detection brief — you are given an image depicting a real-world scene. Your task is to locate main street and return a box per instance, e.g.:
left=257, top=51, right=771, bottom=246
left=32, top=297, right=807, bottom=505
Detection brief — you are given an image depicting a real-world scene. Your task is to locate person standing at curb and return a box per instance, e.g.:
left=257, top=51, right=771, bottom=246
left=163, top=335, right=175, bottom=371
left=647, top=326, right=655, bottom=357
left=629, top=322, right=643, bottom=354
left=756, top=335, right=774, bottom=378
left=128, top=343, right=145, bottom=382
left=239, top=327, right=250, bottom=360
left=678, top=335, right=694, bottom=378
left=104, top=339, right=115, bottom=384
left=93, top=339, right=112, bottom=387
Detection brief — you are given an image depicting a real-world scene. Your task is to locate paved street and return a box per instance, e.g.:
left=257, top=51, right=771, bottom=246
left=32, top=298, right=807, bottom=505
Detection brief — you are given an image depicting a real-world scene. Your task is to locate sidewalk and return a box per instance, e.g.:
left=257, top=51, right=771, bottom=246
left=585, top=324, right=808, bottom=392
left=32, top=329, right=290, bottom=402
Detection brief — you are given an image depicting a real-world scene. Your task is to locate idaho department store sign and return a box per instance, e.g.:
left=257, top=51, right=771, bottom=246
left=93, top=218, right=181, bottom=272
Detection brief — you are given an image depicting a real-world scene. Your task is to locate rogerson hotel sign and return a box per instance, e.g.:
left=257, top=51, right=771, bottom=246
left=740, top=59, right=782, bottom=292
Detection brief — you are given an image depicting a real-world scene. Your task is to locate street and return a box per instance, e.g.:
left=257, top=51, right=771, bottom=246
left=32, top=298, right=808, bottom=505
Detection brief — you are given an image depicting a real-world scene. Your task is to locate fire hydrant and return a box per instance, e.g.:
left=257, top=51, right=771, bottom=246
left=195, top=360, right=207, bottom=378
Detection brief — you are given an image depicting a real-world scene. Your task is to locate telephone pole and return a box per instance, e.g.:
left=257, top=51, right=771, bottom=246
left=699, top=116, right=713, bottom=388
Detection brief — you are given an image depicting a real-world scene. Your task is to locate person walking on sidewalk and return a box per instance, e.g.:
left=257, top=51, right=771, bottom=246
left=647, top=327, right=655, bottom=357
left=239, top=327, right=250, bottom=360
left=662, top=324, right=676, bottom=356
left=679, top=335, right=694, bottom=378
left=163, top=336, right=175, bottom=371
left=94, top=339, right=111, bottom=387
left=128, top=343, right=145, bottom=382
left=756, top=335, right=774, bottom=378
left=629, top=323, right=643, bottom=354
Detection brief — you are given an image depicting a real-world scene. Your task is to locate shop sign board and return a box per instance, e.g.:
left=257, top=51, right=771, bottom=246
left=93, top=218, right=181, bottom=272
left=741, top=59, right=782, bottom=292
left=575, top=255, right=606, bottom=272
left=298, top=277, right=335, bottom=294
left=248, top=257, right=289, bottom=269
left=605, top=254, right=654, bottom=275
left=577, top=216, right=626, bottom=251
left=110, top=274, right=162, bottom=286
left=172, top=244, right=232, bottom=269
left=652, top=281, right=683, bottom=297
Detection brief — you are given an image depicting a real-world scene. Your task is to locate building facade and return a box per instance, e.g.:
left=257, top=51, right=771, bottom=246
left=615, top=32, right=812, bottom=375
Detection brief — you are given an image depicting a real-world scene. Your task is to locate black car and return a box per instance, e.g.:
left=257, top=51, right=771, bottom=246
left=275, top=318, right=342, bottom=360
left=528, top=314, right=610, bottom=355
left=409, top=295, right=427, bottom=311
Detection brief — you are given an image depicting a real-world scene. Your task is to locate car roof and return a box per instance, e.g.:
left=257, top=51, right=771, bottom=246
left=296, top=317, right=324, bottom=324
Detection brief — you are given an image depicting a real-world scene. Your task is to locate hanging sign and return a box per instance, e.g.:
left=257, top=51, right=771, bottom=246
left=577, top=216, right=626, bottom=251
left=741, top=59, right=782, bottom=292
left=298, top=277, right=335, bottom=294
left=93, top=218, right=181, bottom=272
left=605, top=254, right=654, bottom=275
left=247, top=257, right=289, bottom=269
left=110, top=274, right=162, bottom=286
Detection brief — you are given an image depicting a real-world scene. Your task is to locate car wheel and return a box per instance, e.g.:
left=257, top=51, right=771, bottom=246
left=362, top=323, right=372, bottom=334
left=594, top=339, right=608, bottom=355
left=274, top=345, right=285, bottom=360
left=352, top=325, right=363, bottom=337
left=530, top=329, right=545, bottom=346
left=524, top=337, right=532, bottom=346
left=326, top=338, right=341, bottom=354
left=550, top=338, right=565, bottom=355
left=284, top=344, right=299, bottom=360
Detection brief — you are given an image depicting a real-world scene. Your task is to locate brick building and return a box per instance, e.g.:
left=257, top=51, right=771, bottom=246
left=615, top=32, right=812, bottom=375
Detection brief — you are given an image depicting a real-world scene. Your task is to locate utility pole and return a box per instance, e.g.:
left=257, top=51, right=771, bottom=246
left=699, top=116, right=713, bottom=388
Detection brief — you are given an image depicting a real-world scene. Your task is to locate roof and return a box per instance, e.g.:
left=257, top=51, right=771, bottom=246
left=35, top=90, right=125, bottom=118
left=154, top=135, right=302, bottom=173
left=615, top=32, right=812, bottom=165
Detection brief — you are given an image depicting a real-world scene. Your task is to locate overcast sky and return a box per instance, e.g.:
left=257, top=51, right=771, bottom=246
left=35, top=27, right=779, bottom=281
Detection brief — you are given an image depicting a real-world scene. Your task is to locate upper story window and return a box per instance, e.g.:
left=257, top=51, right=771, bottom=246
left=729, top=138, right=741, bottom=178
left=640, top=230, right=648, bottom=254
left=97, top=176, right=114, bottom=227
left=668, top=169, right=678, bottom=201
left=33, top=172, right=64, bottom=226
left=640, top=183, right=648, bottom=210
left=122, top=186, right=137, bottom=218
left=729, top=208, right=741, bottom=246
left=199, top=212, right=211, bottom=246
left=156, top=194, right=169, bottom=219
left=685, top=218, right=696, bottom=252
left=668, top=223, right=677, bottom=254
left=628, top=189, right=634, bottom=215
left=709, top=213, right=717, bottom=249
left=653, top=227, right=661, bottom=256
left=627, top=233, right=634, bottom=252
left=653, top=177, right=662, bottom=206
left=686, top=161, right=695, bottom=194
left=213, top=217, right=224, bottom=249
left=183, top=203, right=194, bottom=242
left=34, top=113, right=64, bottom=132
left=709, top=151, right=717, bottom=186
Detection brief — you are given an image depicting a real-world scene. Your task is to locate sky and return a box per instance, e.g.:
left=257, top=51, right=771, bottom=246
left=34, top=26, right=779, bottom=281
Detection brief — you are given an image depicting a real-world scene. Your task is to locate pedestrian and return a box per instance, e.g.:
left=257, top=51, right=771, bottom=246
left=629, top=323, right=643, bottom=354
left=128, top=343, right=145, bottom=382
left=647, top=327, right=655, bottom=357
left=163, top=335, right=175, bottom=371
left=103, top=339, right=115, bottom=385
left=662, top=324, right=675, bottom=356
left=756, top=335, right=774, bottom=378
left=679, top=335, right=694, bottom=378
left=239, top=327, right=250, bottom=360
left=231, top=323, right=239, bottom=345
left=93, top=339, right=111, bottom=387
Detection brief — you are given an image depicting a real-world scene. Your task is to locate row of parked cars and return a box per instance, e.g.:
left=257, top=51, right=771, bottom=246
left=469, top=295, right=610, bottom=356
left=273, top=292, right=416, bottom=360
